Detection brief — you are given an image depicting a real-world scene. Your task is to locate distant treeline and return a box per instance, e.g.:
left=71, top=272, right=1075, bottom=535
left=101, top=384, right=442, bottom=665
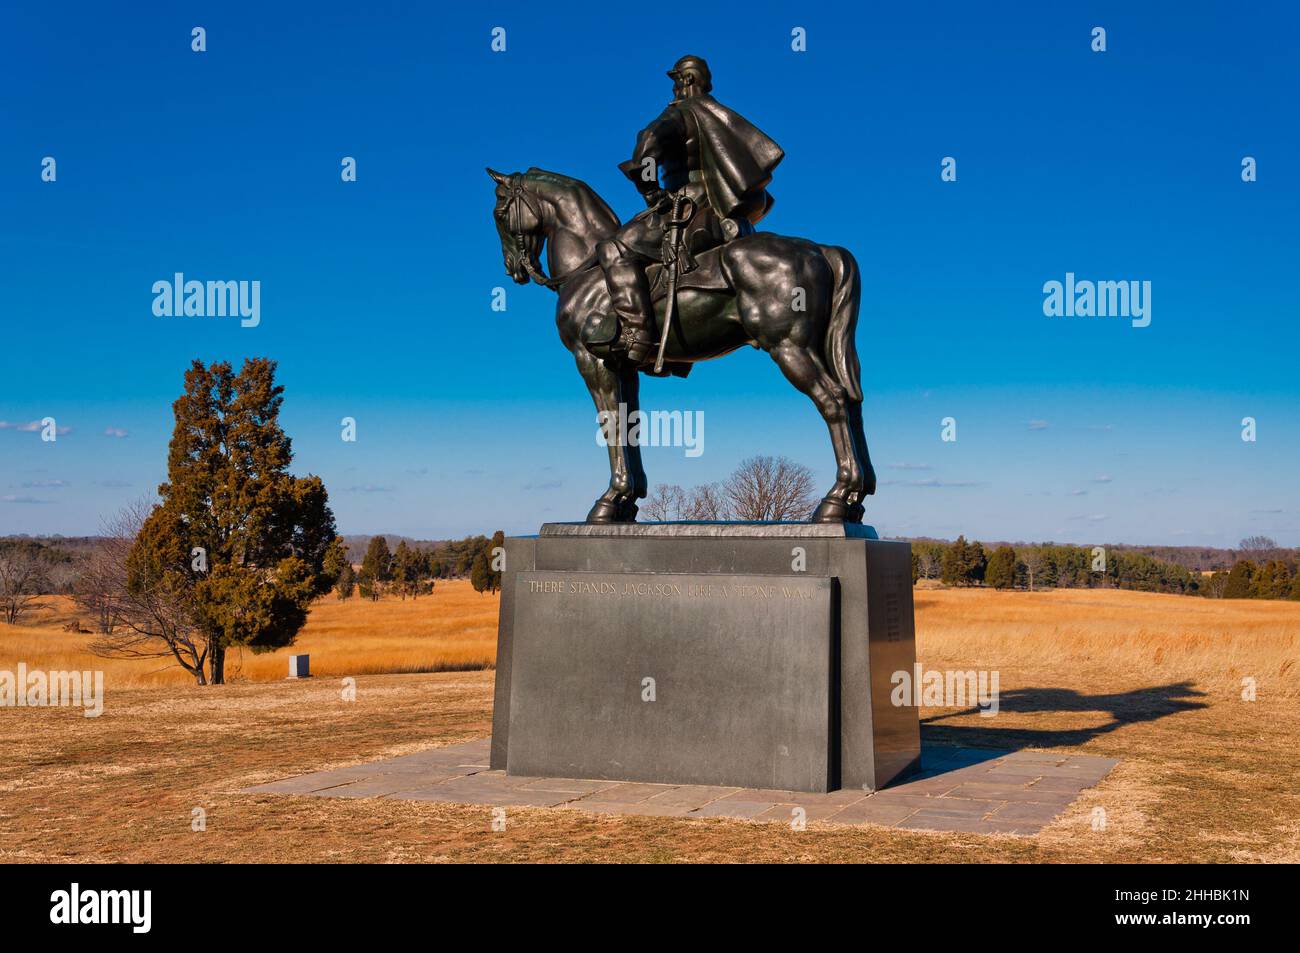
left=335, top=532, right=506, bottom=601
left=0, top=531, right=508, bottom=624
left=909, top=536, right=1300, bottom=600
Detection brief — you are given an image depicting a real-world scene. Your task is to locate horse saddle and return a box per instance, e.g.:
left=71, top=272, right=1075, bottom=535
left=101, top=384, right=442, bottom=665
left=580, top=245, right=732, bottom=377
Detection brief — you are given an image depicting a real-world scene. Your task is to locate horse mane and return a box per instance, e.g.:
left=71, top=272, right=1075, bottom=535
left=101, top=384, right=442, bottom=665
left=525, top=167, right=621, bottom=233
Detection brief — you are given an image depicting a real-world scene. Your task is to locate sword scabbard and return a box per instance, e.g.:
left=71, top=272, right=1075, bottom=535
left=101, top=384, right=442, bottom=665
left=653, top=193, right=687, bottom=374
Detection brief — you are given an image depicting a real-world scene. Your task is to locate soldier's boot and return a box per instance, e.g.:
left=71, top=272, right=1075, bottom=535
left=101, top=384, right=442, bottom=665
left=597, top=241, right=658, bottom=365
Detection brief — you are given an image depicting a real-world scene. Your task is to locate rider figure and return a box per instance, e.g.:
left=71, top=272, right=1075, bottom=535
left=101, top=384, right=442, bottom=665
left=597, top=55, right=785, bottom=365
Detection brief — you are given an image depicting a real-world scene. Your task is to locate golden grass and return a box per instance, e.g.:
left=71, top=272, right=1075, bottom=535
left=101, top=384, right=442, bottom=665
left=2, top=584, right=1298, bottom=863
left=0, top=581, right=497, bottom=687
left=915, top=587, right=1300, bottom=698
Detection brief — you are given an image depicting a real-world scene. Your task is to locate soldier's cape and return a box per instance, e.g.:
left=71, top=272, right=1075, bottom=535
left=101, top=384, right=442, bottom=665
left=674, top=94, right=784, bottom=225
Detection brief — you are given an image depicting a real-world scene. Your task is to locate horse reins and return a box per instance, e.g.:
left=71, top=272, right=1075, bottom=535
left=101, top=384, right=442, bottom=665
left=504, top=176, right=566, bottom=291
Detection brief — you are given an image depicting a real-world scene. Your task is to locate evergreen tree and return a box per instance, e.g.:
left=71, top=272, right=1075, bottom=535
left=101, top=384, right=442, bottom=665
left=985, top=545, right=1017, bottom=589
left=965, top=541, right=988, bottom=585
left=335, top=561, right=356, bottom=601
left=1252, top=560, right=1293, bottom=599
left=941, top=536, right=969, bottom=586
left=486, top=530, right=505, bottom=593
left=359, top=535, right=393, bottom=601
left=322, top=537, right=349, bottom=589
left=127, top=358, right=336, bottom=684
left=470, top=550, right=492, bottom=594
left=392, top=540, right=415, bottom=600
left=1223, top=560, right=1257, bottom=599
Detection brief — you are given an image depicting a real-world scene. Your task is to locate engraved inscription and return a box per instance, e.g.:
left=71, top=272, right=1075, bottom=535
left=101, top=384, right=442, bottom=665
left=882, top=569, right=903, bottom=641
left=526, top=576, right=816, bottom=600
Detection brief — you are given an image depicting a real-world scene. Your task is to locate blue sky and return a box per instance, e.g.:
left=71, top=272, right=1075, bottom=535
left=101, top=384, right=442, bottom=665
left=2, top=1, right=1296, bottom=545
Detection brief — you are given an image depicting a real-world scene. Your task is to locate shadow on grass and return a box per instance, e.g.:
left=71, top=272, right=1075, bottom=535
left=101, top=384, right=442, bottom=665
left=919, top=680, right=1209, bottom=752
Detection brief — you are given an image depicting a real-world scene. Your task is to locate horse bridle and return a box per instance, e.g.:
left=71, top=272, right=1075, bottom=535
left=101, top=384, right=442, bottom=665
left=502, top=175, right=565, bottom=290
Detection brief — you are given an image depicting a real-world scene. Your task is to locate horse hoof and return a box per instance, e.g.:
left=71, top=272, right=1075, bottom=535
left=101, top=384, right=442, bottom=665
left=811, top=497, right=851, bottom=523
left=586, top=499, right=620, bottom=523
left=587, top=498, right=638, bottom=524
left=847, top=502, right=865, bottom=523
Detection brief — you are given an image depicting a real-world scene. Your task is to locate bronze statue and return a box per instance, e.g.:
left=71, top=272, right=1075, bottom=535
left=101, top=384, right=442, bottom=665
left=490, top=55, right=875, bottom=524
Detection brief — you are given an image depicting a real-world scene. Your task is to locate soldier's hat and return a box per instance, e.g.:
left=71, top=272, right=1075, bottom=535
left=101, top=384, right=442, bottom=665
left=667, top=55, right=712, bottom=93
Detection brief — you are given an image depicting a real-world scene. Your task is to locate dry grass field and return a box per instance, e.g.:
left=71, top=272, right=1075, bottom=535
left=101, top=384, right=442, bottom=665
left=0, top=583, right=497, bottom=687
left=2, top=582, right=1298, bottom=863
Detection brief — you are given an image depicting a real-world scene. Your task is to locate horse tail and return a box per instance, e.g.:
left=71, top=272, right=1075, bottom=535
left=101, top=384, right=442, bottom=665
left=821, top=245, right=863, bottom=403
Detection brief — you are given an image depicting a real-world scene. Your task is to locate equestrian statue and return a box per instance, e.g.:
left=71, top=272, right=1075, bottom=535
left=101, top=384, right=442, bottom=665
left=489, top=55, right=875, bottom=524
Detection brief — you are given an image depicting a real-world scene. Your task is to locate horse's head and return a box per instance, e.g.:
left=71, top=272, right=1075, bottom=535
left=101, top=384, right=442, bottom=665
left=488, top=168, right=545, bottom=285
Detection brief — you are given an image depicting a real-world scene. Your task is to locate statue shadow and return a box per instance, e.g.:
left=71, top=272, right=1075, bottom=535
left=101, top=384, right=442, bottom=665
left=917, top=681, right=1209, bottom=767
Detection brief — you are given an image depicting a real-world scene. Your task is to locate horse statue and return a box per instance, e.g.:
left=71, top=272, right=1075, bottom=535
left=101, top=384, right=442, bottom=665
left=488, top=166, right=876, bottom=524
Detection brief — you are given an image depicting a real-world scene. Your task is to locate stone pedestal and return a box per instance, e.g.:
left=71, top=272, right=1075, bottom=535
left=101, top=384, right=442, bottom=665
left=490, top=522, right=920, bottom=794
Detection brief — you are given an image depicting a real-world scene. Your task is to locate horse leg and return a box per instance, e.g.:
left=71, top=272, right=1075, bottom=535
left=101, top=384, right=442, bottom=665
left=847, top=401, right=875, bottom=521
left=618, top=364, right=648, bottom=520
left=765, top=341, right=863, bottom=523
left=575, top=348, right=642, bottom=523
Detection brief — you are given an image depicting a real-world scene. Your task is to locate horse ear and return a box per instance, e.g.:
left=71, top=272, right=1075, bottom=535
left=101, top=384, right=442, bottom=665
left=486, top=168, right=509, bottom=185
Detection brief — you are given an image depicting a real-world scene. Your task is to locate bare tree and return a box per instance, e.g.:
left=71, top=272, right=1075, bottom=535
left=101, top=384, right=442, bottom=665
left=722, top=455, right=817, bottom=521
left=76, top=501, right=212, bottom=685
left=1020, top=546, right=1047, bottom=592
left=1240, top=536, right=1278, bottom=551
left=915, top=545, right=941, bottom=580
left=680, top=482, right=729, bottom=520
left=0, top=542, right=51, bottom=625
left=1239, top=536, right=1283, bottom=561
left=641, top=484, right=685, bottom=521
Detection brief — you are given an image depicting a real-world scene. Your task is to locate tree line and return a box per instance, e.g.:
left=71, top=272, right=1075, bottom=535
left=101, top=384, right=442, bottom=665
left=911, top=536, right=1300, bottom=600
left=333, top=532, right=505, bottom=601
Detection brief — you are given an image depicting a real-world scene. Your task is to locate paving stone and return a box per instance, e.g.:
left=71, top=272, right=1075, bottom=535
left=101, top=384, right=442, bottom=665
left=1000, top=751, right=1069, bottom=765
left=798, top=788, right=876, bottom=806
left=980, top=819, right=1043, bottom=835
left=315, top=774, right=462, bottom=798
left=640, top=785, right=742, bottom=809
left=399, top=787, right=574, bottom=807
left=898, top=813, right=1018, bottom=834
left=977, top=763, right=1054, bottom=780
left=753, top=802, right=850, bottom=823
left=421, top=776, right=525, bottom=801
left=716, top=787, right=807, bottom=803
left=872, top=793, right=1004, bottom=819
left=922, top=746, right=1012, bottom=769
left=690, top=800, right=778, bottom=819
left=242, top=774, right=366, bottom=795
left=238, top=737, right=1116, bottom=838
left=880, top=775, right=964, bottom=797
left=988, top=801, right=1068, bottom=824
left=575, top=782, right=675, bottom=804
left=563, top=800, right=695, bottom=818
left=945, top=782, right=1075, bottom=804
left=471, top=770, right=553, bottom=789
left=1027, top=775, right=1089, bottom=794
left=822, top=798, right=916, bottom=827
left=516, top=777, right=623, bottom=795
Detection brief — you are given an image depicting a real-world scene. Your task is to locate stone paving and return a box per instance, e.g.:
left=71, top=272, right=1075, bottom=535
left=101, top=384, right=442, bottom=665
left=243, top=739, right=1117, bottom=835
